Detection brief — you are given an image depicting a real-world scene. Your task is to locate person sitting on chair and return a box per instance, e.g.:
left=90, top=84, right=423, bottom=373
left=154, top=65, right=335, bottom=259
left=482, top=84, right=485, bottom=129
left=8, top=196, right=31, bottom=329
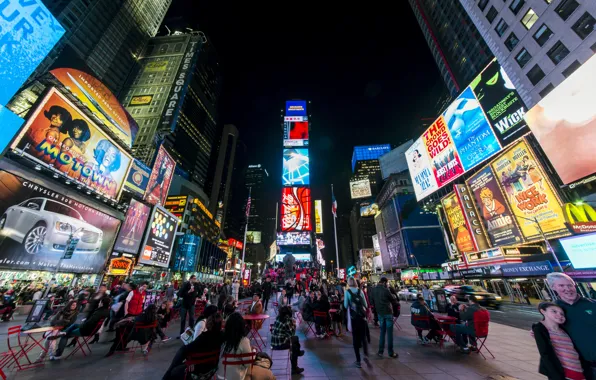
left=313, top=294, right=330, bottom=338
left=410, top=294, right=442, bottom=344
left=271, top=306, right=304, bottom=375
left=450, top=295, right=486, bottom=354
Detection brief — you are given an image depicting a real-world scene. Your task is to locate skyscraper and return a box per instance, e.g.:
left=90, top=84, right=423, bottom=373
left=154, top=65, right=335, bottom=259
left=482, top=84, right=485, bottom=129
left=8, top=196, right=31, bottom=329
left=408, top=0, right=494, bottom=96
left=351, top=145, right=391, bottom=195
left=245, top=164, right=269, bottom=236
left=209, top=124, right=239, bottom=229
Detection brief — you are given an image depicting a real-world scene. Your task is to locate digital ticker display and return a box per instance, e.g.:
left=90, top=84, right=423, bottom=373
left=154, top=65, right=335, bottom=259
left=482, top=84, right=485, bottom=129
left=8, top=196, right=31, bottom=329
left=282, top=148, right=310, bottom=185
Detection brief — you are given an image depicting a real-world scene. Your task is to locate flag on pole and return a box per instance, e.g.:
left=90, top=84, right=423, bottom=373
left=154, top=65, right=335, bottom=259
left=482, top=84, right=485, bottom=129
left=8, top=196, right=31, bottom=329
left=331, top=186, right=337, bottom=217
left=245, top=195, right=251, bottom=217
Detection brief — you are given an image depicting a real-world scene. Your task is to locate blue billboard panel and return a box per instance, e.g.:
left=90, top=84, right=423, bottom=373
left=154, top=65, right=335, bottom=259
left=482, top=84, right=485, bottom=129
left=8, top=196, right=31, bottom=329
left=282, top=148, right=310, bottom=185
left=285, top=101, right=307, bottom=117
left=0, top=105, right=24, bottom=156
left=0, top=2, right=65, bottom=104
left=442, top=86, right=501, bottom=171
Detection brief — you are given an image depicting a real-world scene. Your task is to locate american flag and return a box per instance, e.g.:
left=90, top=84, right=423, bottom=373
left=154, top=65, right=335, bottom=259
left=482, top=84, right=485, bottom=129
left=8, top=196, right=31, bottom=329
left=245, top=195, right=251, bottom=218
left=331, top=187, right=337, bottom=217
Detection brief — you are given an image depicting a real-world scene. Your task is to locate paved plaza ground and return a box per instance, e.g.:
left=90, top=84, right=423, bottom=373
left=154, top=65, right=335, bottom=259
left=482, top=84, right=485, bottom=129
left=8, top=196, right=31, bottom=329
left=0, top=301, right=545, bottom=380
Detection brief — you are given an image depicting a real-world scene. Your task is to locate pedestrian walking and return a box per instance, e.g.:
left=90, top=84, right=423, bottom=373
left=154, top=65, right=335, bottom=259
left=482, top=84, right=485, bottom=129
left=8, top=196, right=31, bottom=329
left=345, top=277, right=368, bottom=368
left=178, top=275, right=198, bottom=337
left=371, top=277, right=398, bottom=358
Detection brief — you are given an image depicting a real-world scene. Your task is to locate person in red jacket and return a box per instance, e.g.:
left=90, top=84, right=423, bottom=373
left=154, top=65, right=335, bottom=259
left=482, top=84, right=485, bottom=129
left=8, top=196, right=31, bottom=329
left=125, top=282, right=147, bottom=317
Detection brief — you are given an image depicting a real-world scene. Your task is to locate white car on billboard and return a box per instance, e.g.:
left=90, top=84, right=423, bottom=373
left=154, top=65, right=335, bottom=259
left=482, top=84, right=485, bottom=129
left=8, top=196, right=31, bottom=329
left=0, top=197, right=103, bottom=255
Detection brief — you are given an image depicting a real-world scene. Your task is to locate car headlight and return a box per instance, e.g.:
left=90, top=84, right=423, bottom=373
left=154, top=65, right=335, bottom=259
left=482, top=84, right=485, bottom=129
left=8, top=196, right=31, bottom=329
left=475, top=295, right=485, bottom=300
left=495, top=296, right=502, bottom=300
left=55, top=222, right=71, bottom=232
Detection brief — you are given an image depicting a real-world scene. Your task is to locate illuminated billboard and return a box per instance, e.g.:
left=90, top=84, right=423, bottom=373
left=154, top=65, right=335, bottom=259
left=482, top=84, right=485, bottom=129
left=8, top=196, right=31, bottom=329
left=246, top=231, right=262, bottom=244
left=350, top=179, right=372, bottom=199
left=281, top=187, right=311, bottom=231
left=123, top=159, right=151, bottom=197
left=406, top=138, right=439, bottom=201
left=314, top=200, right=323, bottom=234
left=277, top=232, right=311, bottom=246
left=525, top=55, right=596, bottom=185
left=360, top=202, right=379, bottom=217
left=50, top=68, right=139, bottom=148
left=285, top=100, right=307, bottom=117
left=113, top=199, right=151, bottom=254
left=139, top=205, right=179, bottom=268
left=283, top=120, right=309, bottom=147
left=442, top=193, right=475, bottom=254
left=453, top=184, right=490, bottom=252
left=144, top=146, right=176, bottom=206
left=0, top=2, right=65, bottom=105
left=282, top=148, right=309, bottom=185
left=11, top=88, right=133, bottom=200
left=560, top=233, right=596, bottom=270
left=0, top=105, right=24, bottom=157
left=424, top=116, right=465, bottom=187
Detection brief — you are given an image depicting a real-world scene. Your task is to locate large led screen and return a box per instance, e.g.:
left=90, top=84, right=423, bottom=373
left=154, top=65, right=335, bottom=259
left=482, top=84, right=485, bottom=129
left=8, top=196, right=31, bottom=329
left=281, top=187, right=311, bottom=231
left=285, top=101, right=307, bottom=117
left=525, top=55, right=596, bottom=185
left=314, top=200, right=323, bottom=234
left=424, top=116, right=465, bottom=187
left=11, top=88, right=133, bottom=200
left=113, top=199, right=151, bottom=254
left=51, top=68, right=139, bottom=148
left=283, top=121, right=309, bottom=147
left=0, top=105, right=24, bottom=156
left=0, top=171, right=121, bottom=273
left=0, top=2, right=65, bottom=105
left=490, top=139, right=569, bottom=242
left=406, top=138, right=439, bottom=200
left=277, top=231, right=311, bottom=246
left=282, top=148, right=310, bottom=185
left=560, top=233, right=596, bottom=270
left=350, top=179, right=372, bottom=199
left=139, top=205, right=179, bottom=268
left=145, top=146, right=176, bottom=206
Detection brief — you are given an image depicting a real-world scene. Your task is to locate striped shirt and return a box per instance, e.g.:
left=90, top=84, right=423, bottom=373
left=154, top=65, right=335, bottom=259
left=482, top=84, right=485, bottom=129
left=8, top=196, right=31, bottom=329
left=548, top=327, right=584, bottom=378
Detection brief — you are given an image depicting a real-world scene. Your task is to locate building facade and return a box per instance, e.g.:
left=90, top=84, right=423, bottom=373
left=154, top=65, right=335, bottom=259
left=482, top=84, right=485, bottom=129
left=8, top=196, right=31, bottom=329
left=408, top=0, right=494, bottom=96
left=244, top=164, right=270, bottom=236
left=460, top=0, right=596, bottom=108
left=208, top=124, right=239, bottom=229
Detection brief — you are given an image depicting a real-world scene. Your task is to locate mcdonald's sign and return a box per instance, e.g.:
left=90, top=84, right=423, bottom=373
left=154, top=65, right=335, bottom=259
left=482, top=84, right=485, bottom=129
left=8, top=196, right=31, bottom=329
left=564, top=203, right=596, bottom=234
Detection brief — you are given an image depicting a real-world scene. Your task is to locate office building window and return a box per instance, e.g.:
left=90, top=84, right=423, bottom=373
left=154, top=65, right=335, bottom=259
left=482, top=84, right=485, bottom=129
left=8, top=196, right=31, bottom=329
left=521, top=9, right=539, bottom=30
left=539, top=84, right=555, bottom=98
left=479, top=0, right=489, bottom=11
left=509, top=0, right=525, bottom=15
left=505, top=32, right=520, bottom=51
left=515, top=48, right=532, bottom=68
left=533, top=24, right=553, bottom=46
left=547, top=41, right=570, bottom=65
left=487, top=6, right=498, bottom=23
left=526, top=64, right=545, bottom=85
left=495, top=19, right=509, bottom=37
left=562, top=60, right=581, bottom=78
left=572, top=12, right=596, bottom=40
left=554, top=0, right=579, bottom=21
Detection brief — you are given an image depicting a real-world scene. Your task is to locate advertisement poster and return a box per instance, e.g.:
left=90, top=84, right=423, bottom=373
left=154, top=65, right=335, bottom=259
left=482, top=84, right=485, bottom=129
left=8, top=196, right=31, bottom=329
left=467, top=166, right=524, bottom=246
left=173, top=233, right=200, bottom=272
left=386, top=232, right=406, bottom=268
left=314, top=200, right=323, bottom=234
left=442, top=193, right=475, bottom=253
left=285, top=100, right=307, bottom=117
left=113, top=199, right=151, bottom=254
left=0, top=105, right=24, bottom=156
left=282, top=148, right=310, bottom=185
left=405, top=138, right=438, bottom=200
left=50, top=68, right=139, bottom=148
left=277, top=232, right=311, bottom=246
left=360, top=202, right=379, bottom=217
left=11, top=88, right=132, bottom=200
left=0, top=171, right=121, bottom=273
left=0, top=1, right=65, bottom=105
left=423, top=117, right=464, bottom=188
left=359, top=249, right=374, bottom=272
left=139, top=206, right=179, bottom=268
left=123, top=159, right=151, bottom=197
left=281, top=187, right=311, bottom=231
left=246, top=231, right=261, bottom=244
left=349, top=179, right=372, bottom=199
left=144, top=146, right=176, bottom=206
left=442, top=86, right=501, bottom=171
left=454, top=184, right=490, bottom=252
left=525, top=55, right=596, bottom=185
left=491, top=140, right=569, bottom=241
left=283, top=121, right=309, bottom=147
left=470, top=59, right=527, bottom=144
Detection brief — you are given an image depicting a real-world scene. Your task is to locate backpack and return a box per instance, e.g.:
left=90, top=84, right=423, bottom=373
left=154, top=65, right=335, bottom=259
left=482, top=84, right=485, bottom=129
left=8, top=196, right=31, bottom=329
left=347, top=289, right=366, bottom=320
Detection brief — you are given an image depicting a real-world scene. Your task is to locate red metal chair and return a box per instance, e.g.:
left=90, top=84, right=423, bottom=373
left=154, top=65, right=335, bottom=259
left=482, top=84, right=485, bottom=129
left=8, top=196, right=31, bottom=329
left=472, top=309, right=494, bottom=359
left=65, top=319, right=106, bottom=359
left=184, top=349, right=220, bottom=380
left=195, top=300, right=207, bottom=317
left=412, top=315, right=432, bottom=344
left=392, top=316, right=402, bottom=331
left=222, top=351, right=256, bottom=379
left=3, top=325, right=42, bottom=371
left=126, top=321, right=158, bottom=360
left=271, top=301, right=279, bottom=316
left=312, top=311, right=331, bottom=338
left=270, top=340, right=292, bottom=380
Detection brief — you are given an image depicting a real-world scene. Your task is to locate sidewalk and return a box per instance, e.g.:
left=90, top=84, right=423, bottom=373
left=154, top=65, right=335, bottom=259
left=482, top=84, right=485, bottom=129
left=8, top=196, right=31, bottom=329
left=0, top=300, right=545, bottom=380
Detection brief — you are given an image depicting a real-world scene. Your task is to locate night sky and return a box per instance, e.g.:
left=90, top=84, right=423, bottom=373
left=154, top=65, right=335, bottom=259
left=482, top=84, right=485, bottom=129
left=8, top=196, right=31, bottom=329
left=164, top=1, right=448, bottom=261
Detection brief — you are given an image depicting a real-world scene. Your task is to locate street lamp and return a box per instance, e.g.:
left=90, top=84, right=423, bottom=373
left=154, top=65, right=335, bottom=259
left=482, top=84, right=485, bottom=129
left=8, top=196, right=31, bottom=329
left=410, top=254, right=421, bottom=279
left=330, top=260, right=334, bottom=276
left=516, top=215, right=563, bottom=272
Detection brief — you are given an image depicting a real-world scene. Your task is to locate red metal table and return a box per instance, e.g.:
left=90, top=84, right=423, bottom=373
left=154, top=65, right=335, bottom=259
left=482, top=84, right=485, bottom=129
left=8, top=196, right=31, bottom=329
left=243, top=314, right=269, bottom=351
left=21, top=326, right=63, bottom=361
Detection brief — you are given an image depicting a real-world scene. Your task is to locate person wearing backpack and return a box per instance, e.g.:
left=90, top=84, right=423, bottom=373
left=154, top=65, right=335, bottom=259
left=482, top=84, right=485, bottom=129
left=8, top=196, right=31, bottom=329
left=344, top=277, right=369, bottom=368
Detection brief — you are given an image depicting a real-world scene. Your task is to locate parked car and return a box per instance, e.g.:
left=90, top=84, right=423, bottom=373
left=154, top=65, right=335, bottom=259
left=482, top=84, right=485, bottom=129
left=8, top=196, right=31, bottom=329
left=0, top=197, right=103, bottom=255
left=397, top=287, right=418, bottom=301
left=444, top=285, right=502, bottom=309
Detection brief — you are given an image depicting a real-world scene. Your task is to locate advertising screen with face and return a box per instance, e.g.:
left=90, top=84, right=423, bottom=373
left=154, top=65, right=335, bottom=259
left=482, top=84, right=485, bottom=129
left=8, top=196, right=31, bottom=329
left=144, top=146, right=176, bottom=206
left=525, top=55, right=596, bottom=185
left=113, top=199, right=151, bottom=254
left=139, top=205, right=179, bottom=268
left=282, top=149, right=310, bottom=185
left=281, top=187, right=312, bottom=232
left=423, top=116, right=465, bottom=187
left=0, top=171, right=121, bottom=273
left=490, top=139, right=569, bottom=242
left=283, top=120, right=309, bottom=147
left=442, top=87, right=501, bottom=171
left=406, top=138, right=439, bottom=201
left=11, top=88, right=133, bottom=200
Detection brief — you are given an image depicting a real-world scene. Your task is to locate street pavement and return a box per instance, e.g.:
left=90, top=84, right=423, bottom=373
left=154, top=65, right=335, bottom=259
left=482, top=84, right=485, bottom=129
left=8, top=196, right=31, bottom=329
left=0, top=300, right=546, bottom=380
left=488, top=304, right=541, bottom=331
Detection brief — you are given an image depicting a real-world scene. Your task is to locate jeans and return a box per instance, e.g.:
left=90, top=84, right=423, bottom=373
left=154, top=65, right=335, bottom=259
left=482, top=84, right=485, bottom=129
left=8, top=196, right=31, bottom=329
left=451, top=324, right=475, bottom=348
left=378, top=314, right=394, bottom=355
left=179, top=306, right=195, bottom=334
left=55, top=324, right=82, bottom=356
left=351, top=318, right=368, bottom=363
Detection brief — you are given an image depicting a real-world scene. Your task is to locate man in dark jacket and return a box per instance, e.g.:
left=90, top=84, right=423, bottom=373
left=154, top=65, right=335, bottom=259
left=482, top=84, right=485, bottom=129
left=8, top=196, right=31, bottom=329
left=450, top=295, right=485, bottom=353
left=262, top=277, right=273, bottom=311
left=371, top=277, right=397, bottom=358
left=178, top=275, right=198, bottom=335
left=410, top=294, right=441, bottom=343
